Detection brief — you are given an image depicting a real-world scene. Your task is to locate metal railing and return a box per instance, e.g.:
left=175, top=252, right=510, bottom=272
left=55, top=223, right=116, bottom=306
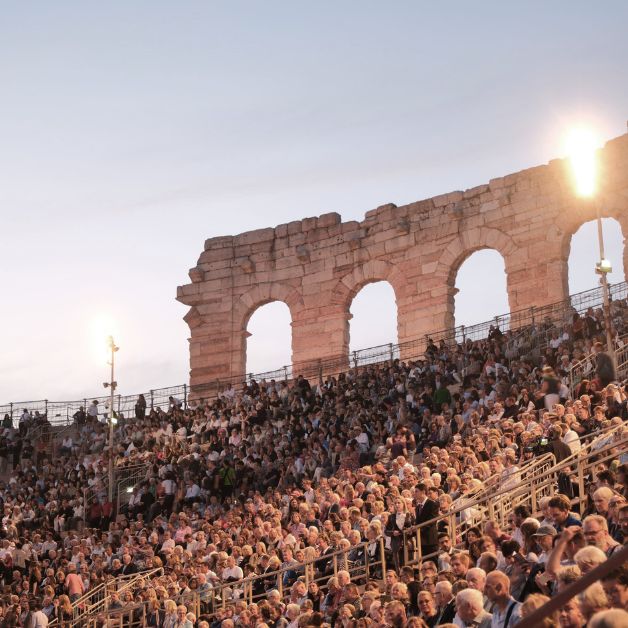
left=401, top=428, right=627, bottom=567
left=209, top=537, right=388, bottom=612
left=463, top=452, right=557, bottom=505
left=616, top=336, right=628, bottom=380
left=569, top=331, right=628, bottom=392
left=48, top=567, right=164, bottom=627
left=82, top=463, right=147, bottom=524
left=82, top=603, right=147, bottom=628
left=2, top=281, right=625, bottom=424
left=116, top=464, right=151, bottom=514
left=56, top=421, right=627, bottom=625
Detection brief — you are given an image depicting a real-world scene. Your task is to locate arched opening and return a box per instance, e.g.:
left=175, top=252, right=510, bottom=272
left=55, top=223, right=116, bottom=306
left=454, top=249, right=509, bottom=329
left=568, top=218, right=625, bottom=295
left=349, top=281, right=398, bottom=364
left=246, top=301, right=292, bottom=376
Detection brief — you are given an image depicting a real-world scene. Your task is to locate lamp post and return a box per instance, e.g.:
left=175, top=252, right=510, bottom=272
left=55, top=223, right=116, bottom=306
left=594, top=203, right=616, bottom=367
left=104, top=335, right=119, bottom=502
left=567, top=129, right=616, bottom=367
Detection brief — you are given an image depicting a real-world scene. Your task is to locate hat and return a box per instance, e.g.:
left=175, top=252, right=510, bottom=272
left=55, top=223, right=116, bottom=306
left=532, top=525, right=557, bottom=537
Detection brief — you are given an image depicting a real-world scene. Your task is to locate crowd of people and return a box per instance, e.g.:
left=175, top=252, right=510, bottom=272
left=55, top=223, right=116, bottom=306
left=0, top=298, right=626, bottom=628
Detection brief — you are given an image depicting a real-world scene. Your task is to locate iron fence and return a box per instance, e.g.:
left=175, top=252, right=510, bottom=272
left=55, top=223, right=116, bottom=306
left=2, top=281, right=625, bottom=425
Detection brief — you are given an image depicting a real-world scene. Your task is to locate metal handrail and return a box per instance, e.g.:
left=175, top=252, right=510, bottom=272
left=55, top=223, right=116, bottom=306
left=465, top=452, right=557, bottom=504
left=82, top=463, right=147, bottom=523
left=483, top=421, right=626, bottom=502
left=204, top=535, right=388, bottom=613
left=116, top=465, right=151, bottom=513
left=401, top=429, right=627, bottom=565
left=2, top=281, right=625, bottom=421
left=52, top=425, right=627, bottom=624
left=81, top=592, right=201, bottom=628
left=569, top=331, right=628, bottom=392
left=616, top=337, right=628, bottom=380
left=518, top=545, right=628, bottom=627
left=49, top=567, right=164, bottom=628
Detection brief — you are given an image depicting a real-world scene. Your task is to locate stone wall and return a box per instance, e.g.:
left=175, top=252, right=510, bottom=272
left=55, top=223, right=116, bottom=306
left=177, top=133, right=628, bottom=393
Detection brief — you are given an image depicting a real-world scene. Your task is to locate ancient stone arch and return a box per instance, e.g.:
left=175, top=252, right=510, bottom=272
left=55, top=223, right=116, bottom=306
left=329, top=259, right=408, bottom=312
left=178, top=133, right=628, bottom=392
left=323, top=259, right=408, bottom=368
left=233, top=283, right=304, bottom=376
left=431, top=227, right=518, bottom=329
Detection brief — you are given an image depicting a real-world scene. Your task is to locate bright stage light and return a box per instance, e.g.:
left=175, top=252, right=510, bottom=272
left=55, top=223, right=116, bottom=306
left=88, top=314, right=119, bottom=363
left=565, top=127, right=600, bottom=198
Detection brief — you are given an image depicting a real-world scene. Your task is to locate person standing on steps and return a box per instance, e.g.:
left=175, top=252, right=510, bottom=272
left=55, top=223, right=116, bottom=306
left=594, top=341, right=616, bottom=388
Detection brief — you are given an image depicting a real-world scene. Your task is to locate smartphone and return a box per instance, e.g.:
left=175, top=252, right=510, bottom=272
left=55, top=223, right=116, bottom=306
left=513, top=553, right=531, bottom=567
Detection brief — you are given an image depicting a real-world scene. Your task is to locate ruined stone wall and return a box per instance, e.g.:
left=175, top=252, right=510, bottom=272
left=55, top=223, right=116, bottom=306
left=177, top=134, right=628, bottom=393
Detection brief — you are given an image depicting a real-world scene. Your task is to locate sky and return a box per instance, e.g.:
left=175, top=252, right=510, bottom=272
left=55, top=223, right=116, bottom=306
left=1, top=2, right=626, bottom=401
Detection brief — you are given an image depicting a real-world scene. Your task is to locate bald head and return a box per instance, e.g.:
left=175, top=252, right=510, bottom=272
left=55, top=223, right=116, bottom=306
left=485, top=571, right=510, bottom=604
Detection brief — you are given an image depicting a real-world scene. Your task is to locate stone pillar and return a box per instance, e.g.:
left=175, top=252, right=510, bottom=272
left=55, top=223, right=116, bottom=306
left=397, top=284, right=457, bottom=359
left=505, top=233, right=569, bottom=312
left=292, top=308, right=350, bottom=376
left=186, top=320, right=244, bottom=396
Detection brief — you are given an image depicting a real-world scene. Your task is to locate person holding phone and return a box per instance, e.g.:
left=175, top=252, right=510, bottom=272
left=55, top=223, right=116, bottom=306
left=501, top=539, right=539, bottom=601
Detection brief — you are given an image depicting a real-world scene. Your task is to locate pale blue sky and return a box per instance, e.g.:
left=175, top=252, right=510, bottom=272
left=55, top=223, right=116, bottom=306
left=1, top=2, right=626, bottom=400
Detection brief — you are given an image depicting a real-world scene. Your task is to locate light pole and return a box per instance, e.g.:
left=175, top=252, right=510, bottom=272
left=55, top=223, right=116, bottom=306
left=567, top=129, right=616, bottom=367
left=594, top=202, right=616, bottom=366
left=103, top=335, right=119, bottom=502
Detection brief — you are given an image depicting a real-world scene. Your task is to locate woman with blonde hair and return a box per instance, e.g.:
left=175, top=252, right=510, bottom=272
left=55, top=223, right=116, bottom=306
left=162, top=599, right=178, bottom=628
left=556, top=565, right=582, bottom=591
left=520, top=593, right=558, bottom=627
left=574, top=546, right=607, bottom=574
left=56, top=594, right=73, bottom=625
left=146, top=596, right=164, bottom=627
left=579, top=582, right=609, bottom=622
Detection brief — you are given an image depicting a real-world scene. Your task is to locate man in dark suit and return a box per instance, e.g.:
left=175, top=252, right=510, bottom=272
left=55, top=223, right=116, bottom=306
left=121, top=554, right=138, bottom=575
left=434, top=579, right=456, bottom=625
left=315, top=535, right=335, bottom=578
left=414, top=482, right=439, bottom=559
left=594, top=342, right=616, bottom=387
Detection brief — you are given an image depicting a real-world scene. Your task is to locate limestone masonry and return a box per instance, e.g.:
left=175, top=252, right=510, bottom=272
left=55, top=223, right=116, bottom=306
left=178, top=134, right=628, bottom=394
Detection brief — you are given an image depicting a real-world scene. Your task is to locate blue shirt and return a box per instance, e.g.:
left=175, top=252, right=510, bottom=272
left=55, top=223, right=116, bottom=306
left=554, top=514, right=582, bottom=532
left=491, top=598, right=521, bottom=628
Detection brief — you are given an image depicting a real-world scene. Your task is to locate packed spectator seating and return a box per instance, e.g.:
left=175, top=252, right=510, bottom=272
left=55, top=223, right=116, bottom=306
left=0, top=297, right=627, bottom=628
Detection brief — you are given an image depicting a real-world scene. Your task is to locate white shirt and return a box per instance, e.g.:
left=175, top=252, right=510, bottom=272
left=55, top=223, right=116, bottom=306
left=511, top=527, right=524, bottom=547
left=563, top=429, right=581, bottom=454
left=222, top=565, right=243, bottom=581
left=161, top=538, right=175, bottom=552
left=491, top=598, right=521, bottom=628
left=185, top=484, right=201, bottom=499
left=30, top=610, right=49, bottom=627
